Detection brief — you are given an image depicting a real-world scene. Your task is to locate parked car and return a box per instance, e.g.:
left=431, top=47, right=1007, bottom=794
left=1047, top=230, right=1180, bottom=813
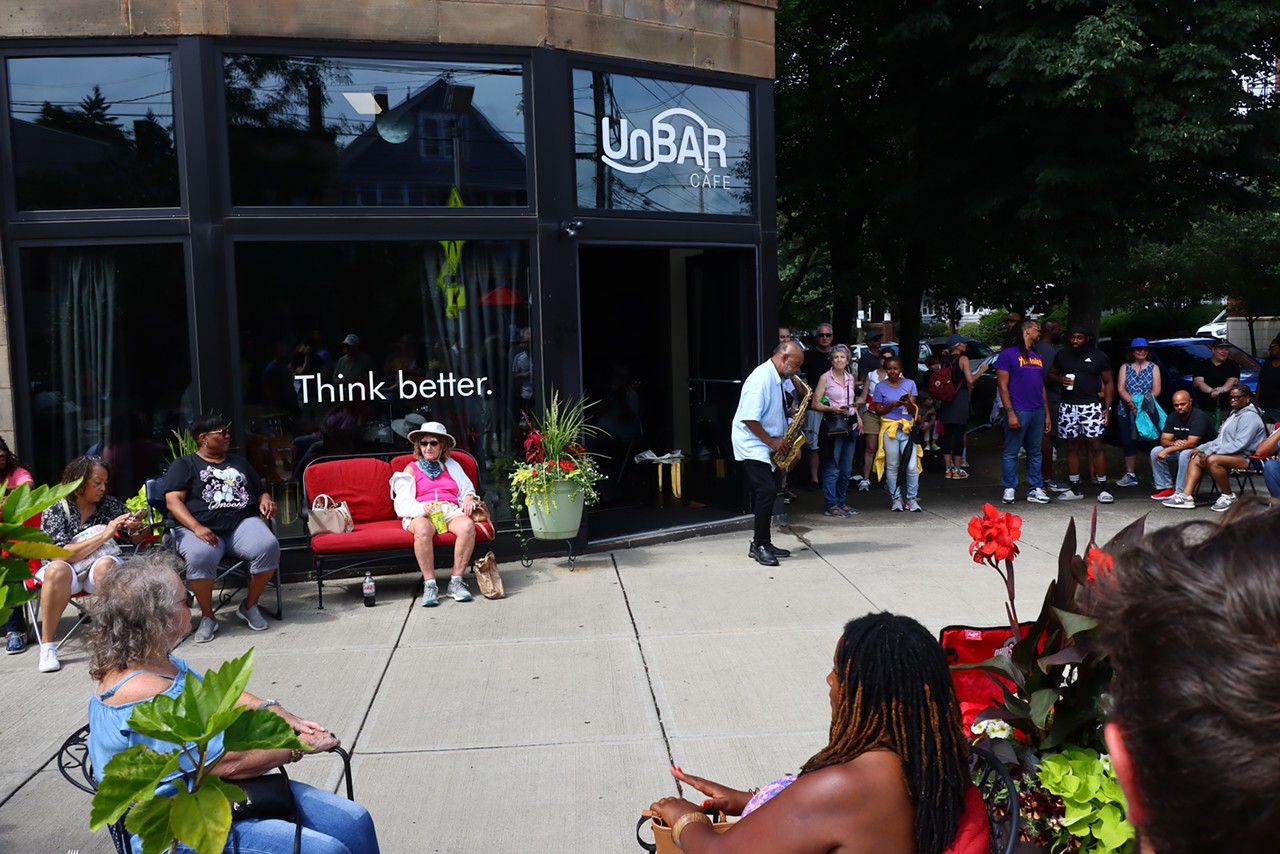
left=1098, top=336, right=1259, bottom=412
left=1196, top=308, right=1227, bottom=339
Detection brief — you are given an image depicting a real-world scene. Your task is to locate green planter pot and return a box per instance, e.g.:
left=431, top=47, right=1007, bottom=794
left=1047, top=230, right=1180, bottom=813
left=526, top=480, right=585, bottom=540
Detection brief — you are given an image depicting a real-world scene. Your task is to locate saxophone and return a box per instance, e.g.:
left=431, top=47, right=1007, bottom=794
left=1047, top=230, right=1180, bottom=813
left=772, top=375, right=812, bottom=469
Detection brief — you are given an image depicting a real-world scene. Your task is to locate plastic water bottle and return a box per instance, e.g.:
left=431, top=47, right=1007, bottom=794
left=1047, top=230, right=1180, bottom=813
left=362, top=571, right=376, bottom=607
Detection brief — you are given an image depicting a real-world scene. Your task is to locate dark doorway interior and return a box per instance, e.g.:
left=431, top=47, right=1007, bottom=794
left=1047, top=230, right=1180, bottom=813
left=578, top=244, right=755, bottom=538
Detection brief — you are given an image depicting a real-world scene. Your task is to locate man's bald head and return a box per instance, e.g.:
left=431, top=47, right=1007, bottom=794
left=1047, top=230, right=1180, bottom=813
left=772, top=341, right=804, bottom=378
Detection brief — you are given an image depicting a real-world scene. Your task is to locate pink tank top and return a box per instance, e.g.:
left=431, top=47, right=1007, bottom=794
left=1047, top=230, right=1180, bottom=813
left=412, top=464, right=460, bottom=504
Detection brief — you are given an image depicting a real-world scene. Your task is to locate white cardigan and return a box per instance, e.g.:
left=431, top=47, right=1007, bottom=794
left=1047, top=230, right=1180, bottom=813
left=389, top=458, right=477, bottom=519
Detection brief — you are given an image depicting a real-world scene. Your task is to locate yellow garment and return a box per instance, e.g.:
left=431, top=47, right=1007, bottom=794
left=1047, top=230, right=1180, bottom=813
left=872, top=418, right=924, bottom=482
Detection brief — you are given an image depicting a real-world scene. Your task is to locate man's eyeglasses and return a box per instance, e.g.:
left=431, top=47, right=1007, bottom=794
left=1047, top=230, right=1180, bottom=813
left=419, top=439, right=441, bottom=447
left=817, top=332, right=834, bottom=338
left=1229, top=394, right=1249, bottom=400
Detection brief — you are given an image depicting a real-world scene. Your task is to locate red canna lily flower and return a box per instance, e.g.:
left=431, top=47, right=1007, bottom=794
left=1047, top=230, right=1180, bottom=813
left=967, top=503, right=1023, bottom=565
left=559, top=460, right=576, bottom=472
left=1085, top=547, right=1115, bottom=581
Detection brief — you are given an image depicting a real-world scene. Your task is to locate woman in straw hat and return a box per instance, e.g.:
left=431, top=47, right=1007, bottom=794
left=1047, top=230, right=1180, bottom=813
left=390, top=421, right=479, bottom=607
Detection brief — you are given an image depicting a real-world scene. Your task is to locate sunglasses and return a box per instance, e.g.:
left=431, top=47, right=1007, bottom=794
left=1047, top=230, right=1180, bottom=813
left=204, top=428, right=231, bottom=437
left=817, top=332, right=834, bottom=337
left=419, top=439, right=441, bottom=447
left=1229, top=394, right=1249, bottom=400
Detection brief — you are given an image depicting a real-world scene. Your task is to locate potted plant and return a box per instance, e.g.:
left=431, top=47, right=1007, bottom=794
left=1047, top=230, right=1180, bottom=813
left=509, top=391, right=605, bottom=539
left=961, top=503, right=1145, bottom=853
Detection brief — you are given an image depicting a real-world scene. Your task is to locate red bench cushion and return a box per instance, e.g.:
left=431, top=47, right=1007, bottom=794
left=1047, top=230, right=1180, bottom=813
left=304, top=458, right=395, bottom=524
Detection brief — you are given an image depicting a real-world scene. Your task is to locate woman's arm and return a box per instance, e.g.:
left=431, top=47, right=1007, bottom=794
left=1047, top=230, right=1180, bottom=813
left=813, top=374, right=832, bottom=413
left=959, top=355, right=978, bottom=389
left=165, top=490, right=219, bottom=546
left=1118, top=364, right=1133, bottom=408
left=1150, top=365, right=1162, bottom=400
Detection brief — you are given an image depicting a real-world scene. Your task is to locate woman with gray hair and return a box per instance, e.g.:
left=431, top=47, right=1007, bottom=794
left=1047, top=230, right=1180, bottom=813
left=87, top=552, right=380, bottom=853
left=812, top=344, right=861, bottom=516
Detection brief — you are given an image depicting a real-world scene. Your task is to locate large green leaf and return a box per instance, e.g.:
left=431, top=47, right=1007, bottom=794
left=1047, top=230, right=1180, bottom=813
left=124, top=795, right=173, bottom=854
left=5, top=539, right=74, bottom=560
left=191, top=649, right=256, bottom=724
left=1052, top=607, right=1099, bottom=638
left=1030, top=688, right=1058, bottom=730
left=170, top=786, right=233, bottom=854
left=1, top=480, right=82, bottom=525
left=91, top=746, right=178, bottom=828
left=128, top=692, right=208, bottom=744
left=223, top=708, right=305, bottom=752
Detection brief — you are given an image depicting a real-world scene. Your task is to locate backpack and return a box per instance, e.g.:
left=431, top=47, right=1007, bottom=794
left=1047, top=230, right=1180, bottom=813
left=927, top=356, right=960, bottom=403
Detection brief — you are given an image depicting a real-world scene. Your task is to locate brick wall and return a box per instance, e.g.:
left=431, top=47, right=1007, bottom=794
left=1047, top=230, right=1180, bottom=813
left=0, top=0, right=777, bottom=78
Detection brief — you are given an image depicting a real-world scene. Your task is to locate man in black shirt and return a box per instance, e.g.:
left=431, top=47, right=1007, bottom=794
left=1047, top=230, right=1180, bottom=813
left=1193, top=339, right=1240, bottom=418
left=857, top=333, right=883, bottom=382
left=1149, top=390, right=1215, bottom=500
left=1048, top=326, right=1115, bottom=502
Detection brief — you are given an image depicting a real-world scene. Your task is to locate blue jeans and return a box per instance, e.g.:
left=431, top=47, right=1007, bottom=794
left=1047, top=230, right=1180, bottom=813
left=1265, top=459, right=1280, bottom=498
left=1001, top=409, right=1044, bottom=490
left=883, top=431, right=918, bottom=501
left=135, top=782, right=380, bottom=854
left=822, top=432, right=857, bottom=507
left=1150, top=447, right=1195, bottom=492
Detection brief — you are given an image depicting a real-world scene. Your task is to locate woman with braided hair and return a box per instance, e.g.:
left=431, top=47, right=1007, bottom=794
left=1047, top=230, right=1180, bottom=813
left=647, top=612, right=989, bottom=854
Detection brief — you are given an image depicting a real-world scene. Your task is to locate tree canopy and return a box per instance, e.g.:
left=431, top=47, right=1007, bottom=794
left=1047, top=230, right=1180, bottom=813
left=776, top=0, right=1280, bottom=364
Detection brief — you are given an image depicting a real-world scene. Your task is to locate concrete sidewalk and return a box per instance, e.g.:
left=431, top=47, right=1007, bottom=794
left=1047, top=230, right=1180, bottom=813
left=1, top=435, right=1193, bottom=852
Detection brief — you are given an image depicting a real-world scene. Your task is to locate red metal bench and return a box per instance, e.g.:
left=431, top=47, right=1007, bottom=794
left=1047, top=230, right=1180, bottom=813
left=302, top=451, right=495, bottom=609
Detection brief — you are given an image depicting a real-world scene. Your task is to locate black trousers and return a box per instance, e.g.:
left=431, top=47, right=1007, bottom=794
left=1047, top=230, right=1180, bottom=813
left=743, top=459, right=779, bottom=546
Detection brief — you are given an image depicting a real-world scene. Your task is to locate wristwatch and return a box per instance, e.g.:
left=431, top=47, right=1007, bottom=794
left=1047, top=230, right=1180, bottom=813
left=257, top=698, right=281, bottom=711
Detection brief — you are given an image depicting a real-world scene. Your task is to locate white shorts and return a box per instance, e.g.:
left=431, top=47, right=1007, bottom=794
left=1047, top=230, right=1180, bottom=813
left=36, top=554, right=122, bottom=594
left=402, top=502, right=466, bottom=530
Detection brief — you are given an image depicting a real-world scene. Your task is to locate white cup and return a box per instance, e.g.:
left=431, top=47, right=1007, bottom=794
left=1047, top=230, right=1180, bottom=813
left=1064, top=373, right=1076, bottom=391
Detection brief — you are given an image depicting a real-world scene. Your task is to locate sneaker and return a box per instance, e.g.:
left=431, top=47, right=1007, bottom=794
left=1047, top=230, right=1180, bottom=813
left=839, top=505, right=859, bottom=517
left=1150, top=488, right=1176, bottom=500
left=1017, top=448, right=1026, bottom=459
left=193, top=616, right=218, bottom=643
left=890, top=498, right=904, bottom=512
left=1027, top=488, right=1051, bottom=504
left=1002, top=488, right=1016, bottom=505
left=38, top=644, right=60, bottom=673
left=858, top=480, right=870, bottom=492
left=236, top=603, right=269, bottom=632
left=945, top=468, right=955, bottom=479
left=422, top=580, right=440, bottom=607
left=905, top=499, right=923, bottom=512
left=1058, top=488, right=1085, bottom=501
left=950, top=467, right=969, bottom=480
left=958, top=458, right=970, bottom=468
left=1211, top=493, right=1238, bottom=513
left=447, top=576, right=473, bottom=602
left=1162, top=493, right=1195, bottom=509
left=851, top=475, right=864, bottom=484
left=1116, top=473, right=1139, bottom=488
left=1097, top=490, right=1115, bottom=504
left=6, top=631, right=25, bottom=655
left=1046, top=480, right=1072, bottom=493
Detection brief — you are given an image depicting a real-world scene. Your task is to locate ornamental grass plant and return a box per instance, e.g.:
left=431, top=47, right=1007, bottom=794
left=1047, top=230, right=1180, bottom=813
left=962, top=503, right=1143, bottom=853
left=508, top=390, right=606, bottom=515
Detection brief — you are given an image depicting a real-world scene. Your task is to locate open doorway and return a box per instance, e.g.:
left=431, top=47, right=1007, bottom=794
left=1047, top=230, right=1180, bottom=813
left=578, top=245, right=756, bottom=537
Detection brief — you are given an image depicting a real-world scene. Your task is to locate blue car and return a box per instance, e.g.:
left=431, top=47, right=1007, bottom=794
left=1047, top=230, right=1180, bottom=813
left=1140, top=338, right=1259, bottom=411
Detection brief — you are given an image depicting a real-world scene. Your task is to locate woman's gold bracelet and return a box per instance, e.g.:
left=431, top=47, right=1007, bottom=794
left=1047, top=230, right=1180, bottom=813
left=288, top=748, right=305, bottom=763
left=671, top=811, right=713, bottom=850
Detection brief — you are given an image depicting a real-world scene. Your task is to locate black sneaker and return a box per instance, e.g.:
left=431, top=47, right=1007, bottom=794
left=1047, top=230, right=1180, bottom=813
left=749, top=544, right=780, bottom=566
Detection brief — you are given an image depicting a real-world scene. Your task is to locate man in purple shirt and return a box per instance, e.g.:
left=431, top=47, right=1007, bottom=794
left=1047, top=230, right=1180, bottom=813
left=996, top=319, right=1052, bottom=505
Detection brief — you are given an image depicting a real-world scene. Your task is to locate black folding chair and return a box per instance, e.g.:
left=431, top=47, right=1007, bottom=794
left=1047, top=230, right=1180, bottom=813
left=142, top=477, right=284, bottom=620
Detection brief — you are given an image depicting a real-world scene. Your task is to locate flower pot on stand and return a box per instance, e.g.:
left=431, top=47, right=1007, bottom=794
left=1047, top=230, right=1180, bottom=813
left=526, top=480, right=585, bottom=540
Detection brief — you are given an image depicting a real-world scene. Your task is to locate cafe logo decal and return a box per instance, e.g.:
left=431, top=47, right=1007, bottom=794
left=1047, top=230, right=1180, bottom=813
left=600, top=108, right=731, bottom=189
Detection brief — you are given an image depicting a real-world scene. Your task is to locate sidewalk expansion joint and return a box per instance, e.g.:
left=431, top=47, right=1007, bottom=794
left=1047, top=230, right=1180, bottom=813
left=611, top=551, right=683, bottom=797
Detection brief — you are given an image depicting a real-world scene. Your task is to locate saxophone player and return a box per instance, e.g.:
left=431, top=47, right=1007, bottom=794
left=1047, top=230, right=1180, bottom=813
left=732, top=341, right=806, bottom=566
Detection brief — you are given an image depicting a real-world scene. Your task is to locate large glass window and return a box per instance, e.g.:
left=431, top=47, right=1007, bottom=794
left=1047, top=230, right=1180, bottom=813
left=21, top=244, right=191, bottom=497
left=573, top=69, right=752, bottom=215
left=224, top=55, right=528, bottom=207
left=235, top=239, right=531, bottom=525
left=6, top=55, right=179, bottom=210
